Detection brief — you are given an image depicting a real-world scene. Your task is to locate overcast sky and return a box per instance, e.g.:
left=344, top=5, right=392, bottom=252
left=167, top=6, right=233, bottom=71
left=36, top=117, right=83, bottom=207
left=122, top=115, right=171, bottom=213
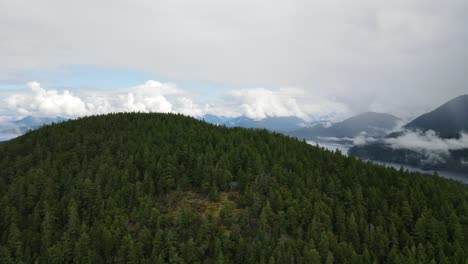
left=1, top=0, right=467, bottom=121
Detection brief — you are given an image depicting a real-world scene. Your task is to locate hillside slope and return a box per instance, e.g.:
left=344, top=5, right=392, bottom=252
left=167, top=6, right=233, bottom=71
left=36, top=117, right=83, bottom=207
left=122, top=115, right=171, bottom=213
left=404, top=94, right=468, bottom=138
left=350, top=95, right=468, bottom=172
left=0, top=116, right=66, bottom=141
left=0, top=113, right=466, bottom=263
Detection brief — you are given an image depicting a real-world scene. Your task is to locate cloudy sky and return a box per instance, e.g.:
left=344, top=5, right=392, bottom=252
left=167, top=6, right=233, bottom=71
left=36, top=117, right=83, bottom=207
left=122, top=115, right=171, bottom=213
left=1, top=0, right=467, bottom=122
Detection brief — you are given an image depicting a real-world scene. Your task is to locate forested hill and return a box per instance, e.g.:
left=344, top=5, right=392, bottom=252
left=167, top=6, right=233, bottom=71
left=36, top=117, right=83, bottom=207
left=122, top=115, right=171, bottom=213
left=0, top=113, right=466, bottom=263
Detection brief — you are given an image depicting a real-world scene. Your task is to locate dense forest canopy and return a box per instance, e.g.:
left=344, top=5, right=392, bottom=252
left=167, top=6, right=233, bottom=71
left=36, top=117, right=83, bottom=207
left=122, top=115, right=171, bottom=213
left=0, top=113, right=466, bottom=263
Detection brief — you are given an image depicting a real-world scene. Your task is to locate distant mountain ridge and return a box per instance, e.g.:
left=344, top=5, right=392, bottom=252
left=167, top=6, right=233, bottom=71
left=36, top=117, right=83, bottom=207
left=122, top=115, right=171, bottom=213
left=200, top=114, right=232, bottom=125
left=403, top=94, right=468, bottom=138
left=0, top=116, right=66, bottom=141
left=349, top=95, right=468, bottom=173
left=224, top=116, right=308, bottom=132
left=13, top=116, right=67, bottom=128
left=201, top=115, right=310, bottom=132
left=288, top=112, right=401, bottom=142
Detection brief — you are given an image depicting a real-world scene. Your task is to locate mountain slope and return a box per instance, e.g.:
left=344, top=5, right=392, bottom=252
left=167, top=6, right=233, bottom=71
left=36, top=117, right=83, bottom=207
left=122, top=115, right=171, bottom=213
left=0, top=113, right=466, bottom=263
left=289, top=112, right=400, bottom=141
left=404, top=94, right=468, bottom=138
left=13, top=116, right=66, bottom=129
left=199, top=114, right=231, bottom=125
left=350, top=95, right=468, bottom=172
left=0, top=116, right=66, bottom=141
left=223, top=115, right=308, bottom=132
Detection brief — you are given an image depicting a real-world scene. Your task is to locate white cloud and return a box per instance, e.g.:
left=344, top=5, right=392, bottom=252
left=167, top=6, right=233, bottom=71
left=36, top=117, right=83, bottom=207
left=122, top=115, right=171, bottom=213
left=353, top=133, right=378, bottom=146
left=225, top=88, right=306, bottom=120
left=6, top=82, right=88, bottom=117
left=83, top=80, right=177, bottom=114
left=2, top=81, right=348, bottom=121
left=346, top=129, right=468, bottom=164
left=384, top=130, right=468, bottom=155
left=174, top=97, right=203, bottom=117
left=3, top=81, right=190, bottom=118
left=216, top=87, right=349, bottom=121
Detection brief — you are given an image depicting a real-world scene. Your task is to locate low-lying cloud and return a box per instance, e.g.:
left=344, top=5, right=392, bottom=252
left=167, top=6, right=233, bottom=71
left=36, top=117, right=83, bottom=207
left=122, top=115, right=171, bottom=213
left=353, top=133, right=378, bottom=146
left=353, top=129, right=468, bottom=164
left=385, top=130, right=468, bottom=154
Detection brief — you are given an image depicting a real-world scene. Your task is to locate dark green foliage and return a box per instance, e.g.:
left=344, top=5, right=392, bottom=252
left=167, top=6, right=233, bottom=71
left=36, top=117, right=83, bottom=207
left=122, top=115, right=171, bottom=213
left=0, top=113, right=467, bottom=263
